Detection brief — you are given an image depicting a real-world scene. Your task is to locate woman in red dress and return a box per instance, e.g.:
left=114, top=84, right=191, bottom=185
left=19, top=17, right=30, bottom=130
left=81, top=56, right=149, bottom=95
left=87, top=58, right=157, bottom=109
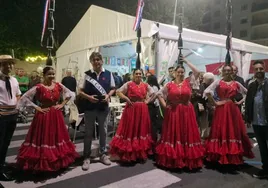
left=17, top=67, right=79, bottom=172
left=204, top=64, right=254, bottom=165
left=110, top=69, right=154, bottom=162
left=156, top=59, right=204, bottom=170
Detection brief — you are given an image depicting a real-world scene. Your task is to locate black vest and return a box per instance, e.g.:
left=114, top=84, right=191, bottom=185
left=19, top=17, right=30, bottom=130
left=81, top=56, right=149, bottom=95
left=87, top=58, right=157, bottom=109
left=82, top=70, right=112, bottom=111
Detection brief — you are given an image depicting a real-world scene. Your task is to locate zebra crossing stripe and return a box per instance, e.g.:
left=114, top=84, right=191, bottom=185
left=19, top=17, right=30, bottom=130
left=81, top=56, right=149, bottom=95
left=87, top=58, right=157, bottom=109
left=99, top=169, right=181, bottom=188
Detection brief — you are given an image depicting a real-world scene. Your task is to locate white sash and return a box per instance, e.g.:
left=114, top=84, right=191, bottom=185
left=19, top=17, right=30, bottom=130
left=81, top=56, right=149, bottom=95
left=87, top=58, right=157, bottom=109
left=85, top=75, right=107, bottom=95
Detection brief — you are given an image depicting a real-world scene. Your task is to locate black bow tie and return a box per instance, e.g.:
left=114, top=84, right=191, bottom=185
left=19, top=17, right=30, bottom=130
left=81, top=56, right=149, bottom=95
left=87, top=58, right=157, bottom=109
left=5, top=76, right=12, bottom=99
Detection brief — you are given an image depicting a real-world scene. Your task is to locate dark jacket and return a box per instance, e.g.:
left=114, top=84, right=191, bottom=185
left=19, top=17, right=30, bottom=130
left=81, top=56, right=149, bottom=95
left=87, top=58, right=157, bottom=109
left=245, top=77, right=268, bottom=123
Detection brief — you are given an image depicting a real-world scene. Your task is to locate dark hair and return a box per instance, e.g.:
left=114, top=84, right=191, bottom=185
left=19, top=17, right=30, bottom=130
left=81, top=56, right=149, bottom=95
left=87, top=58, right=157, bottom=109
left=253, top=60, right=264, bottom=66
left=46, top=56, right=53, bottom=66
left=89, top=52, right=102, bottom=62
left=175, top=64, right=185, bottom=71
left=147, top=75, right=160, bottom=90
left=132, top=68, right=142, bottom=75
left=222, top=64, right=233, bottom=71
left=168, top=66, right=174, bottom=70
left=43, top=66, right=54, bottom=75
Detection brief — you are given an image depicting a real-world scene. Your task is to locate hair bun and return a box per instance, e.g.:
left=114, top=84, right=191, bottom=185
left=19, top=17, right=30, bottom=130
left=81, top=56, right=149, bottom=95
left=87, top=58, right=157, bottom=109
left=46, top=56, right=53, bottom=66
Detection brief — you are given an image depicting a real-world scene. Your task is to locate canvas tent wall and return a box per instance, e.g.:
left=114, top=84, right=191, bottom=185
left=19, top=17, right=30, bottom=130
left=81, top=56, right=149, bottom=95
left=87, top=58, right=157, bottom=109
left=152, top=23, right=268, bottom=81
left=56, top=5, right=154, bottom=82
left=56, top=5, right=268, bottom=83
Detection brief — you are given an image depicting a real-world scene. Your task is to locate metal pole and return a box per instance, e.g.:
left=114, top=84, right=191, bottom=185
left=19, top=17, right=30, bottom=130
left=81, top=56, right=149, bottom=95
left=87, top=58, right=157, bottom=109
left=173, top=0, right=178, bottom=25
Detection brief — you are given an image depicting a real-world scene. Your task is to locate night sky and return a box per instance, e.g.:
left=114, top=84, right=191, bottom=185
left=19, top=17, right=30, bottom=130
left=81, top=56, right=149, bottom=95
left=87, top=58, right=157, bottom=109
left=0, top=0, right=122, bottom=58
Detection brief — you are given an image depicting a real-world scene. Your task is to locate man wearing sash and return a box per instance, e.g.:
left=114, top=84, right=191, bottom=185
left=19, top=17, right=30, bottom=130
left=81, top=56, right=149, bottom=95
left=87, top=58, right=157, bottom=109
left=79, top=52, right=115, bottom=171
left=0, top=55, right=21, bottom=185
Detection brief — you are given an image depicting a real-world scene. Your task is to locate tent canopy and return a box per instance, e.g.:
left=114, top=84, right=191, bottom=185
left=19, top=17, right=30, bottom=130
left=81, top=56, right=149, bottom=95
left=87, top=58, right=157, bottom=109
left=56, top=5, right=153, bottom=58
left=156, top=23, right=268, bottom=55
left=57, top=5, right=268, bottom=59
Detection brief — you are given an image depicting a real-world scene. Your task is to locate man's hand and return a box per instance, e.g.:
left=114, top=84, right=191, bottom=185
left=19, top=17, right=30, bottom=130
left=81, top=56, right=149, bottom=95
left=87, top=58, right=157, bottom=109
left=88, top=95, right=99, bottom=103
left=102, top=95, right=110, bottom=103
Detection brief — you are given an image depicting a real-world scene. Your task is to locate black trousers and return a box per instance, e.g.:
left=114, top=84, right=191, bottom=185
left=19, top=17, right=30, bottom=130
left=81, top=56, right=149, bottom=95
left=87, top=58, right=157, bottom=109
left=148, top=104, right=163, bottom=142
left=253, top=125, right=268, bottom=171
left=0, top=114, right=17, bottom=170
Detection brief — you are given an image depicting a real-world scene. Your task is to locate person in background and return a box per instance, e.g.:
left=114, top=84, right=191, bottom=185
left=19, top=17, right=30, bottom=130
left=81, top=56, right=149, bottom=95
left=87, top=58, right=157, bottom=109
left=232, top=65, right=245, bottom=111
left=245, top=60, right=268, bottom=179
left=113, top=72, right=123, bottom=89
left=198, top=72, right=215, bottom=138
left=147, top=75, right=163, bottom=143
left=62, top=70, right=77, bottom=115
left=0, top=55, right=21, bottom=185
left=29, top=71, right=41, bottom=89
left=61, top=69, right=77, bottom=94
left=123, top=73, right=131, bottom=84
left=161, top=66, right=174, bottom=85
left=15, top=68, right=29, bottom=95
left=245, top=75, right=256, bottom=88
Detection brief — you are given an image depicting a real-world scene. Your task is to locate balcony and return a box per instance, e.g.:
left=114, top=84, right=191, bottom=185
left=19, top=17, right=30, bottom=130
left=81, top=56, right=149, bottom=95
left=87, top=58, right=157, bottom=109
left=251, top=27, right=268, bottom=40
left=252, top=2, right=268, bottom=12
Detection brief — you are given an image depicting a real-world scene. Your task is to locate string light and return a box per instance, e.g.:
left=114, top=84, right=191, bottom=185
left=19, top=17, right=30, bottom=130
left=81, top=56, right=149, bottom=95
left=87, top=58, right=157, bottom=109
left=25, top=56, right=47, bottom=62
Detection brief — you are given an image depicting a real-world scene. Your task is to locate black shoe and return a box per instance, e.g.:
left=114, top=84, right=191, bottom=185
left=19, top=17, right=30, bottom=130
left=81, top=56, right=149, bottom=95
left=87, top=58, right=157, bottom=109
left=253, top=170, right=268, bottom=179
left=0, top=172, right=14, bottom=181
left=0, top=182, right=4, bottom=188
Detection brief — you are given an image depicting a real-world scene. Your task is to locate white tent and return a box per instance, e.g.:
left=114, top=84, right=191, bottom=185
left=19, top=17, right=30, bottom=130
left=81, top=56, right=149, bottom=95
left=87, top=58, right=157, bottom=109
left=56, top=5, right=268, bottom=82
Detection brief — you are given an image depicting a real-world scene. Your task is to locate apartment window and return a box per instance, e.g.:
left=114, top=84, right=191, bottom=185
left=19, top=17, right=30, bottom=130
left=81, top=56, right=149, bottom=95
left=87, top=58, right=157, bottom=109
left=240, top=30, right=248, bottom=37
left=214, top=22, right=220, bottom=30
left=240, top=18, right=248, bottom=24
left=214, top=10, right=220, bottom=17
left=241, top=4, right=248, bottom=11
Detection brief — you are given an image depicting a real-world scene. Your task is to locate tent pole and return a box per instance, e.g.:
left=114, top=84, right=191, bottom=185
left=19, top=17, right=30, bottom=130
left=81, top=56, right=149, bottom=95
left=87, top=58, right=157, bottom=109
left=177, top=0, right=184, bottom=66
left=225, top=0, right=232, bottom=66
left=154, top=23, right=160, bottom=79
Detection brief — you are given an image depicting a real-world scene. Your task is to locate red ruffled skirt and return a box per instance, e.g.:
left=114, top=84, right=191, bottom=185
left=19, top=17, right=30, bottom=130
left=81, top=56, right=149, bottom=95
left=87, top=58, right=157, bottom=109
left=109, top=102, right=153, bottom=162
left=17, top=108, right=79, bottom=172
left=206, top=101, right=254, bottom=165
left=156, top=103, right=204, bottom=170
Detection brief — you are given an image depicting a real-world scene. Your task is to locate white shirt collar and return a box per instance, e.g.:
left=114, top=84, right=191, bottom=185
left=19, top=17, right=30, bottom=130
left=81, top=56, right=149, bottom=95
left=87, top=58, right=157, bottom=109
left=92, top=68, right=105, bottom=74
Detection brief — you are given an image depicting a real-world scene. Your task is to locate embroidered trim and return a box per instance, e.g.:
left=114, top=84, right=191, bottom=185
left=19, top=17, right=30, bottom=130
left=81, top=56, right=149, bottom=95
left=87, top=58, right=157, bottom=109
left=115, top=134, right=151, bottom=141
left=160, top=140, right=202, bottom=148
left=208, top=139, right=242, bottom=143
left=22, top=140, right=71, bottom=149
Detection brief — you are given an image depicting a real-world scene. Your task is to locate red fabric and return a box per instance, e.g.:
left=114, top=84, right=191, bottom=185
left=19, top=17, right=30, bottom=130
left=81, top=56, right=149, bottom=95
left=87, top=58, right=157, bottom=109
left=110, top=82, right=153, bottom=162
left=206, top=59, right=268, bottom=74
left=17, top=83, right=79, bottom=172
left=156, top=81, right=204, bottom=169
left=249, top=59, right=268, bottom=73
left=206, top=80, right=254, bottom=165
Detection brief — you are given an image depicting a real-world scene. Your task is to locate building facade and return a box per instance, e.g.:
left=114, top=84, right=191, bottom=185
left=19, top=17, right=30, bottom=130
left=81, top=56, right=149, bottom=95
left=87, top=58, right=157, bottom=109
left=201, top=0, right=268, bottom=46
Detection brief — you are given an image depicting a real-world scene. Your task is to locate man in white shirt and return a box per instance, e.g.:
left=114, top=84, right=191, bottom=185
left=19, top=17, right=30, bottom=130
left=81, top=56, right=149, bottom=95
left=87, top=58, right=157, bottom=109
left=0, top=55, right=21, bottom=184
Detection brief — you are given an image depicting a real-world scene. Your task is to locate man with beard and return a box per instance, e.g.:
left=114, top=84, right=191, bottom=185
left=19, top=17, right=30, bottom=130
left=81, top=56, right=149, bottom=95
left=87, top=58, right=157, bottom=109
left=245, top=60, right=268, bottom=179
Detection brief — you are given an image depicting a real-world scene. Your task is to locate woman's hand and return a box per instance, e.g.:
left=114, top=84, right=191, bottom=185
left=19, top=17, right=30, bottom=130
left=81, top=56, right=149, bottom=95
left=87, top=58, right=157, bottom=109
left=215, top=101, right=226, bottom=106
left=54, top=104, right=64, bottom=110
left=35, top=106, right=50, bottom=114
left=125, top=97, right=133, bottom=106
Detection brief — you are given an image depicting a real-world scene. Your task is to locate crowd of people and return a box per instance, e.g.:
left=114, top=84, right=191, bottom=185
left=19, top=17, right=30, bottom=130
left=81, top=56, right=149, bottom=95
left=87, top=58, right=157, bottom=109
left=0, top=52, right=267, bottom=188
